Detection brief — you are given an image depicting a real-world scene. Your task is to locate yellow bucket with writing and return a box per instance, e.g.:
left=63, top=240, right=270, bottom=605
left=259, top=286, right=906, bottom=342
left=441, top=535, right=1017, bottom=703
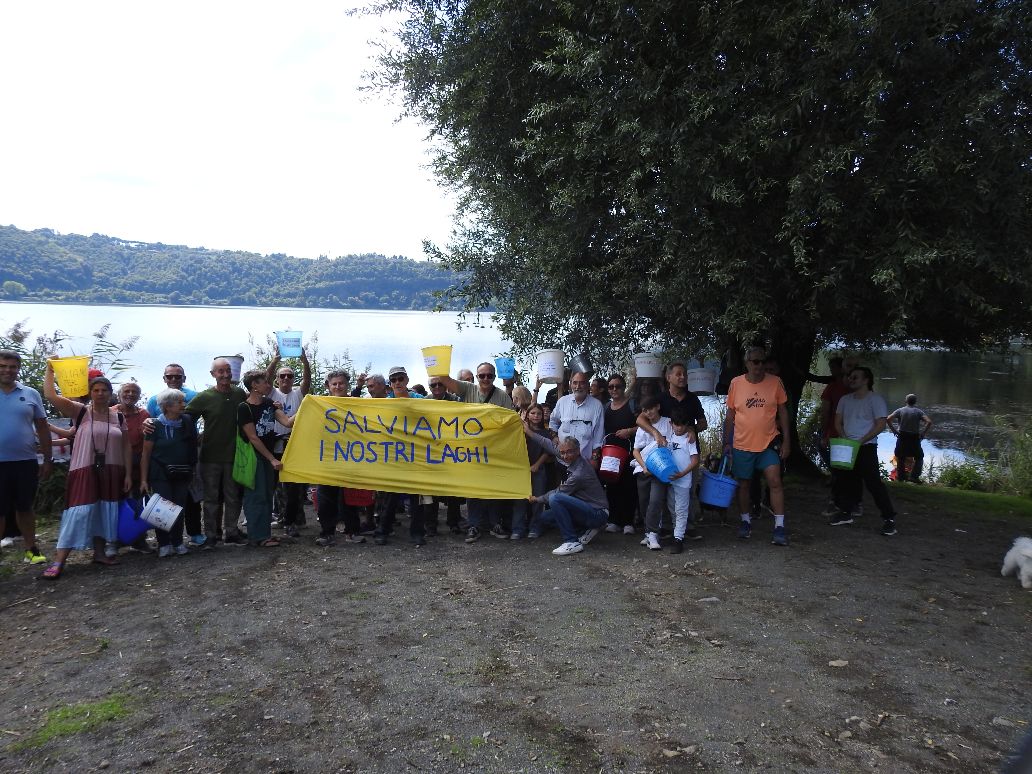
left=421, top=345, right=452, bottom=376
left=49, top=355, right=90, bottom=396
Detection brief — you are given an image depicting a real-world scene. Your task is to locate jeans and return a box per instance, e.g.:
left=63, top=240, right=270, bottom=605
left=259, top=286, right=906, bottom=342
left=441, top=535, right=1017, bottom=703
left=242, top=457, right=274, bottom=542
left=466, top=498, right=506, bottom=530
left=637, top=474, right=669, bottom=533
left=200, top=462, right=243, bottom=540
left=538, top=493, right=608, bottom=543
left=833, top=444, right=896, bottom=520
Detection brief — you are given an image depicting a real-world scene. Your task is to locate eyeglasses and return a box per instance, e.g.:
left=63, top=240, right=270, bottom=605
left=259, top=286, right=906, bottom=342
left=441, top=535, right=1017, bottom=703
left=389, top=374, right=407, bottom=383
left=164, top=374, right=185, bottom=380
left=747, top=359, right=764, bottom=365
left=476, top=373, right=495, bottom=380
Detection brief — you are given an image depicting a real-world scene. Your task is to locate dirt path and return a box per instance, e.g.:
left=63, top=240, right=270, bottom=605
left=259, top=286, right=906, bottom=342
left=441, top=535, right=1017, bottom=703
left=1, top=481, right=1029, bottom=773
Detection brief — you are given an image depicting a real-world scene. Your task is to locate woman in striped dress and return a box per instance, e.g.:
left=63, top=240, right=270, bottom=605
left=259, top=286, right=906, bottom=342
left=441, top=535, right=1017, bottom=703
left=42, top=365, right=131, bottom=579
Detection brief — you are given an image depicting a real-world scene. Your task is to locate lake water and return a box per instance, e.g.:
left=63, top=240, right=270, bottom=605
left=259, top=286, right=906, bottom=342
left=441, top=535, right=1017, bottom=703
left=3, top=301, right=1029, bottom=472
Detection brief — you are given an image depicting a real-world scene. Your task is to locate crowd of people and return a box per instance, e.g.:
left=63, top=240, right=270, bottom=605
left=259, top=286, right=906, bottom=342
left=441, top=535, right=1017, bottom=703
left=0, top=343, right=928, bottom=579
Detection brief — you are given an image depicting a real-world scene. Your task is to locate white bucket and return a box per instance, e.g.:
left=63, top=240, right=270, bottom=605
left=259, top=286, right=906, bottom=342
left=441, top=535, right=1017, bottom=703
left=686, top=368, right=718, bottom=395
left=536, top=349, right=566, bottom=384
left=217, top=355, right=245, bottom=382
left=140, top=494, right=183, bottom=531
left=633, top=352, right=663, bottom=378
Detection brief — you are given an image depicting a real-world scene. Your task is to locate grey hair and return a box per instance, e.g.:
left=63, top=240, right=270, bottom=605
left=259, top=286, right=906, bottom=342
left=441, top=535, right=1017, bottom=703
left=744, top=345, right=767, bottom=361
left=559, top=435, right=581, bottom=452
left=155, top=388, right=186, bottom=410
left=367, top=373, right=386, bottom=386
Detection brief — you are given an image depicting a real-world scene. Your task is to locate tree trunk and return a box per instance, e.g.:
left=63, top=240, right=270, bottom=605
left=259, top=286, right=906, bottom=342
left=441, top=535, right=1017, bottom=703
left=769, top=330, right=822, bottom=478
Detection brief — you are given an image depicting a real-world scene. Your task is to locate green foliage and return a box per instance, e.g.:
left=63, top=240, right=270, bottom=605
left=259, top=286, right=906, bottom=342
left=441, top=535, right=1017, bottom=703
left=930, top=456, right=1000, bottom=492
left=34, top=464, right=68, bottom=516
left=247, top=331, right=372, bottom=396
left=2, top=280, right=27, bottom=297
left=1, top=321, right=137, bottom=416
left=374, top=0, right=1032, bottom=463
left=931, top=418, right=1032, bottom=496
left=12, top=695, right=131, bottom=750
left=0, top=225, right=465, bottom=310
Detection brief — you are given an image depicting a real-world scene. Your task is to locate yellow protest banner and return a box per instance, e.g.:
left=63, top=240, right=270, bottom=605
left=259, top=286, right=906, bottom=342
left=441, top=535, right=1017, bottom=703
left=279, top=396, right=531, bottom=499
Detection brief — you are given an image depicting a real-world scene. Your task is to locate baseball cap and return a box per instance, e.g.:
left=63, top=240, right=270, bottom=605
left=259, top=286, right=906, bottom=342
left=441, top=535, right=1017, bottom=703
left=387, top=365, right=408, bottom=379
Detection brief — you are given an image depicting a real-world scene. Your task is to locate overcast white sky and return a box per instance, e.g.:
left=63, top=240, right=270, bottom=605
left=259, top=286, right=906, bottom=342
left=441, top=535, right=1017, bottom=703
left=0, top=2, right=454, bottom=260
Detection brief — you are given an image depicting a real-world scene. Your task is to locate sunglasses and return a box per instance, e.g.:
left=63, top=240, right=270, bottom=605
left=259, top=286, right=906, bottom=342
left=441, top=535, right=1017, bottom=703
left=278, top=373, right=295, bottom=379
left=164, top=374, right=185, bottom=380
left=429, top=383, right=445, bottom=389
left=389, top=374, right=407, bottom=383
left=476, top=373, right=495, bottom=380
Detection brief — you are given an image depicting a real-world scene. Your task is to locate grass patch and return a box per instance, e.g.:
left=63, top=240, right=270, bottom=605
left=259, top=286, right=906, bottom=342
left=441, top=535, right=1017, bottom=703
left=889, top=482, right=1032, bottom=524
left=12, top=694, right=131, bottom=750
left=344, top=590, right=372, bottom=601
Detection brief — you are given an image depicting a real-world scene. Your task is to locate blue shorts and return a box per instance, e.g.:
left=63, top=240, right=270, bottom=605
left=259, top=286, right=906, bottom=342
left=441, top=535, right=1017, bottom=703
left=731, top=447, right=780, bottom=479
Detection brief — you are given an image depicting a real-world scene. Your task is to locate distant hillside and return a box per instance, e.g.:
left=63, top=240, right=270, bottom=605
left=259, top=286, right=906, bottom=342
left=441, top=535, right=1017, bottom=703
left=0, top=225, right=465, bottom=310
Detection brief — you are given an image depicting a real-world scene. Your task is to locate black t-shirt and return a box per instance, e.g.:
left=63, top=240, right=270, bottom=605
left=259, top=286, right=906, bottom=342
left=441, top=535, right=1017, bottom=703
left=658, top=390, right=705, bottom=427
left=237, top=398, right=277, bottom=454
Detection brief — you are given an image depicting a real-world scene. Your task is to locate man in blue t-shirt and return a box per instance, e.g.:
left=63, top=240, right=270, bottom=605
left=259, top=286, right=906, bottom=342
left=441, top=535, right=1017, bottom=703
left=0, top=349, right=53, bottom=565
left=146, top=363, right=198, bottom=416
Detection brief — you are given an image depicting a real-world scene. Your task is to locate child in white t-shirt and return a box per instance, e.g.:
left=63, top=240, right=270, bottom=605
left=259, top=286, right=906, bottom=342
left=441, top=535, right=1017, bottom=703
left=666, top=407, right=701, bottom=552
left=632, top=397, right=673, bottom=551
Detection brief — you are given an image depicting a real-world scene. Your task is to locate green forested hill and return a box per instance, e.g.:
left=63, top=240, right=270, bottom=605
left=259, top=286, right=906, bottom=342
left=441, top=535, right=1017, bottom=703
left=0, top=225, right=464, bottom=310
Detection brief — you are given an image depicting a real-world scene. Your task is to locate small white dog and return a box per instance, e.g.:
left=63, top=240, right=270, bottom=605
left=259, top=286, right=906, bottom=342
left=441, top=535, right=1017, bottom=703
left=1001, top=537, right=1032, bottom=589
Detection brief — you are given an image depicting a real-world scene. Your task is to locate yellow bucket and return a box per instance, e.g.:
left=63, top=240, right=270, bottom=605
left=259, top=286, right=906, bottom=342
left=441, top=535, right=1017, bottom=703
left=49, top=355, right=90, bottom=396
left=421, top=345, right=452, bottom=376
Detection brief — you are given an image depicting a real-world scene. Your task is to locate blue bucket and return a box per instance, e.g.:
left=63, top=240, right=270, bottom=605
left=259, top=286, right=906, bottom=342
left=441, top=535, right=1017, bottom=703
left=275, top=330, right=304, bottom=358
left=699, top=470, right=738, bottom=508
left=494, top=357, right=516, bottom=379
left=117, top=498, right=149, bottom=545
left=645, top=446, right=678, bottom=483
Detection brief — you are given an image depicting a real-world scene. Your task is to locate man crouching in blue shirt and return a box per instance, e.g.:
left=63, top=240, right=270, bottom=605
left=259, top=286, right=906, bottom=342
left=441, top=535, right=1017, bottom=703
left=524, top=430, right=609, bottom=556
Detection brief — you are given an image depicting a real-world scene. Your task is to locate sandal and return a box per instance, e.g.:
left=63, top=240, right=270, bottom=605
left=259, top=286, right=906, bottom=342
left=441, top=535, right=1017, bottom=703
left=249, top=537, right=281, bottom=548
left=42, top=562, right=64, bottom=580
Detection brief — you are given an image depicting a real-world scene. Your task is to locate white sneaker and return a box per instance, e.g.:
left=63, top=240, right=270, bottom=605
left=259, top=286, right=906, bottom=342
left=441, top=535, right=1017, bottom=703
left=104, top=543, right=118, bottom=559
left=623, top=525, right=635, bottom=535
left=646, top=532, right=661, bottom=550
left=552, top=541, right=584, bottom=556
left=604, top=523, right=620, bottom=533
left=158, top=545, right=174, bottom=558
left=509, top=533, right=522, bottom=540
left=640, top=536, right=649, bottom=546
left=0, top=536, right=21, bottom=548
left=174, top=544, right=189, bottom=556
left=579, top=528, right=601, bottom=545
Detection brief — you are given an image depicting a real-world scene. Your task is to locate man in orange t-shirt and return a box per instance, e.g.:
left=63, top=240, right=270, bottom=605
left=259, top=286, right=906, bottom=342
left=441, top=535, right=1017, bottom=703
left=723, top=346, right=791, bottom=545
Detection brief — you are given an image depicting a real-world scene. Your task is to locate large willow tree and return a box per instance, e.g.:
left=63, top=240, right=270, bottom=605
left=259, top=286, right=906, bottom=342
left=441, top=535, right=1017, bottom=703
left=374, top=0, right=1032, bottom=438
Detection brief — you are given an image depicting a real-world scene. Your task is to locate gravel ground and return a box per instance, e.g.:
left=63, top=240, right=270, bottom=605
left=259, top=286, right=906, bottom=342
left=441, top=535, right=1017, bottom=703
left=0, top=480, right=1029, bottom=773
